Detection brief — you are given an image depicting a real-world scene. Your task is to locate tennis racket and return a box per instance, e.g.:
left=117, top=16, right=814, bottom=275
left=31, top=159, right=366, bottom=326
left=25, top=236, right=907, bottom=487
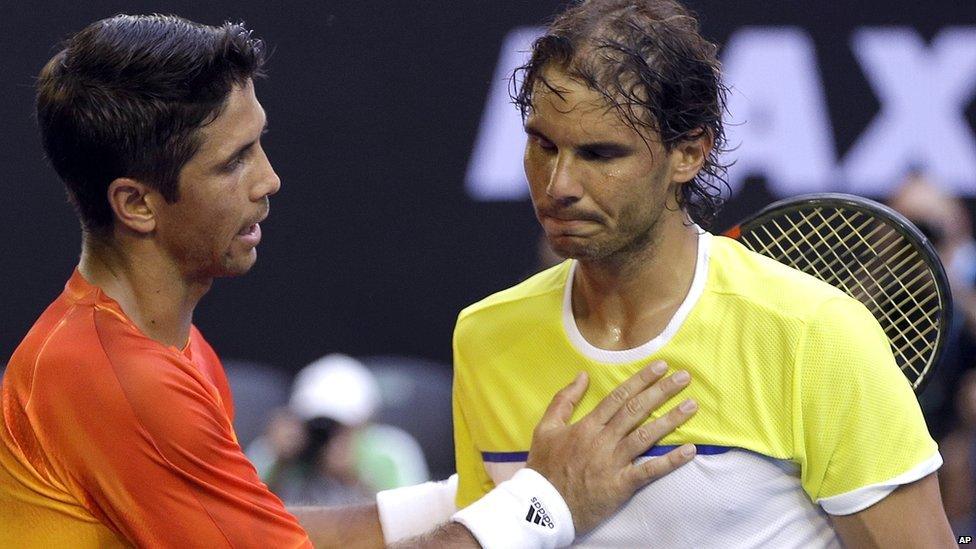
left=723, top=193, right=952, bottom=393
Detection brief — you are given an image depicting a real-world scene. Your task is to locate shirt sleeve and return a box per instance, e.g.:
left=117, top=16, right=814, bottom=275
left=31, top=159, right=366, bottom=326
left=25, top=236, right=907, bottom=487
left=452, top=326, right=497, bottom=509
left=792, top=296, right=941, bottom=515
left=30, top=338, right=311, bottom=548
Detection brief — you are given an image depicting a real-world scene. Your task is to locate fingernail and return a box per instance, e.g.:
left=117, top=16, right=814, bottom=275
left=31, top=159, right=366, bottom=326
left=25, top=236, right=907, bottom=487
left=650, top=361, right=667, bottom=375
left=680, top=444, right=696, bottom=457
left=673, top=370, right=690, bottom=384
left=679, top=399, right=697, bottom=413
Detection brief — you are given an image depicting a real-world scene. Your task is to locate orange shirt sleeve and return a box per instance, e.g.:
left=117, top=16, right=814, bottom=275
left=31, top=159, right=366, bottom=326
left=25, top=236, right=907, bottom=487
left=26, top=308, right=310, bottom=548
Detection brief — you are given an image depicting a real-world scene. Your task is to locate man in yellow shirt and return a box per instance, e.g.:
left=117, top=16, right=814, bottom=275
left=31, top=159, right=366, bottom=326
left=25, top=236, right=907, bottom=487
left=451, top=0, right=956, bottom=547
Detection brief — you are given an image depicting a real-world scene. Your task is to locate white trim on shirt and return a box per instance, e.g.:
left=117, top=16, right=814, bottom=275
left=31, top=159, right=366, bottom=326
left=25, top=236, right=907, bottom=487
left=817, top=450, right=943, bottom=515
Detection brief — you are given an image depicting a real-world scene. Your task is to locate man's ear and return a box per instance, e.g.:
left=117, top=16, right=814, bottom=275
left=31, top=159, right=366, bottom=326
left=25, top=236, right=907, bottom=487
left=106, top=177, right=157, bottom=234
left=670, top=130, right=714, bottom=184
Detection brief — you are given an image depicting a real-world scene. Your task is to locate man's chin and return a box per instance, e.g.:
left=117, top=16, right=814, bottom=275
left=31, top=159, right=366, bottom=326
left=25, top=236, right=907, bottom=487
left=548, top=235, right=605, bottom=261
left=216, top=250, right=258, bottom=278
left=222, top=266, right=253, bottom=278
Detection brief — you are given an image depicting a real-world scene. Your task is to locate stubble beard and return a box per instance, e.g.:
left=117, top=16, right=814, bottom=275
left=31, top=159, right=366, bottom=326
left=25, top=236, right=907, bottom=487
left=175, top=239, right=255, bottom=282
left=550, top=199, right=667, bottom=267
left=216, top=245, right=257, bottom=278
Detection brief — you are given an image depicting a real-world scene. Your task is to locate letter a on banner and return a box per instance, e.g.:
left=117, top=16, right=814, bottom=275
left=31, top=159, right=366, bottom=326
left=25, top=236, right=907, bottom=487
left=721, top=27, right=837, bottom=197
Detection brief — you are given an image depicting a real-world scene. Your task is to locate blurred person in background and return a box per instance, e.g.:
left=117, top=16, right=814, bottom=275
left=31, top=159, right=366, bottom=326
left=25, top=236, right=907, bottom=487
left=248, top=354, right=429, bottom=506
left=940, top=369, right=976, bottom=535
left=888, top=170, right=976, bottom=439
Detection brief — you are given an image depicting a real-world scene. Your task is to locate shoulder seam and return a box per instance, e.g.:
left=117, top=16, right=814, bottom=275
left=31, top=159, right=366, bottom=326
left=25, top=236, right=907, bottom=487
left=790, top=293, right=861, bottom=494
left=459, top=270, right=568, bottom=322
left=87, top=311, right=231, bottom=541
left=704, top=286, right=838, bottom=327
left=25, top=304, right=83, bottom=412
left=709, top=237, right=849, bottom=321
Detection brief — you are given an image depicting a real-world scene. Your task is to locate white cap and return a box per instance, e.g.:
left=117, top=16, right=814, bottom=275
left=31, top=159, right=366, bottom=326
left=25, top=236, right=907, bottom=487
left=289, top=353, right=381, bottom=425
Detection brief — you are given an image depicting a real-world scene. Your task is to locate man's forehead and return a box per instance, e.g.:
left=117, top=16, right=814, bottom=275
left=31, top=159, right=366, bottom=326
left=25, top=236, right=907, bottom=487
left=527, top=68, right=638, bottom=135
left=197, top=83, right=265, bottom=147
left=532, top=68, right=604, bottom=109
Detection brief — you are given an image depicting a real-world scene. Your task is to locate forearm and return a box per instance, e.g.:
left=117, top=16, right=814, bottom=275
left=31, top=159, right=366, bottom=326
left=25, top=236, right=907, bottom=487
left=288, top=503, right=385, bottom=549
left=288, top=501, right=477, bottom=548
left=831, top=474, right=956, bottom=548
left=381, top=468, right=575, bottom=549
left=392, top=522, right=479, bottom=548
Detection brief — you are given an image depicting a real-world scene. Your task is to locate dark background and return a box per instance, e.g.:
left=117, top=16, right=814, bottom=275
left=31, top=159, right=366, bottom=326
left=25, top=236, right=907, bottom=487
left=2, top=0, right=975, bottom=372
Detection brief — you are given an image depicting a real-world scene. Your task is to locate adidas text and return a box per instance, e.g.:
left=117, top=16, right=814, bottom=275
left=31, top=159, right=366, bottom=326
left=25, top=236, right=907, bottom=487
left=525, top=497, right=555, bottom=529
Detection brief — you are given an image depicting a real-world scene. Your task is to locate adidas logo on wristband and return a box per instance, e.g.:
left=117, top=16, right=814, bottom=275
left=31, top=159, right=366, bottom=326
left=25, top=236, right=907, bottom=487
left=525, top=496, right=555, bottom=529
left=452, top=469, right=574, bottom=548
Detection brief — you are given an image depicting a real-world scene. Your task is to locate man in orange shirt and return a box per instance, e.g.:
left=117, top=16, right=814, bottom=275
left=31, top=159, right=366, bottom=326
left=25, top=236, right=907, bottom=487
left=0, top=14, right=698, bottom=547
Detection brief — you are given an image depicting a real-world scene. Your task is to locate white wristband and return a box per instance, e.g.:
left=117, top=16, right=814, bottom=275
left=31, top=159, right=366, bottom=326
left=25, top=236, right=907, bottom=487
left=376, top=475, right=459, bottom=544
left=451, top=468, right=575, bottom=549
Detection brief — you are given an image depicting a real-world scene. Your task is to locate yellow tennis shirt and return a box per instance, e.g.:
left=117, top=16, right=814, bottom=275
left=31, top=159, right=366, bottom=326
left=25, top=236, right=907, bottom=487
left=452, top=232, right=939, bottom=547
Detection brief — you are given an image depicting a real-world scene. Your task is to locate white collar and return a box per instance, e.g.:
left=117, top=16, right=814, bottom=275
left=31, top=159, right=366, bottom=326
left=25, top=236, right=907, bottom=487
left=562, top=230, right=712, bottom=363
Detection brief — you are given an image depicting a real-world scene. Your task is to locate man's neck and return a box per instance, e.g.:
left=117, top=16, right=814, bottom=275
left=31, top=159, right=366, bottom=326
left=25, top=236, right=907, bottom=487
left=78, top=233, right=212, bottom=349
left=571, top=217, right=701, bottom=351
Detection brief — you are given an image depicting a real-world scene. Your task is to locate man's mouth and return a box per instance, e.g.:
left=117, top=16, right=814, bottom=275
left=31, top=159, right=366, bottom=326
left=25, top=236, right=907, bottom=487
left=538, top=208, right=601, bottom=224
left=238, top=209, right=269, bottom=237
left=235, top=213, right=265, bottom=246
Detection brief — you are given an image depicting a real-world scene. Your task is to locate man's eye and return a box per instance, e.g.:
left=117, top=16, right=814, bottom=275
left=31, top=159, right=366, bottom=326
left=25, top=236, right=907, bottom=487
left=578, top=149, right=605, bottom=160
left=224, top=155, right=245, bottom=171
left=225, top=147, right=254, bottom=171
left=579, top=148, right=619, bottom=161
left=530, top=135, right=556, bottom=151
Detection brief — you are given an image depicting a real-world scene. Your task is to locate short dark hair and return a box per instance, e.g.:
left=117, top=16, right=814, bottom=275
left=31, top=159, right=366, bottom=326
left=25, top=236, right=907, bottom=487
left=514, top=0, right=729, bottom=228
left=36, top=14, right=266, bottom=235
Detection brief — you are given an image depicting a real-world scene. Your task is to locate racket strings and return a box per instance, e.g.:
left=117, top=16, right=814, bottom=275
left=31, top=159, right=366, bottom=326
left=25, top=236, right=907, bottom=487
left=780, top=209, right=935, bottom=380
left=739, top=206, right=941, bottom=389
left=761, top=216, right=931, bottom=361
left=764, top=209, right=935, bottom=377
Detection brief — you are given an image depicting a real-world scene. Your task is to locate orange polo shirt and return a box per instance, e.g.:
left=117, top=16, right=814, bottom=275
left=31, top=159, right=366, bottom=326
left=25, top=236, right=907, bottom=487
left=0, top=269, right=311, bottom=547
